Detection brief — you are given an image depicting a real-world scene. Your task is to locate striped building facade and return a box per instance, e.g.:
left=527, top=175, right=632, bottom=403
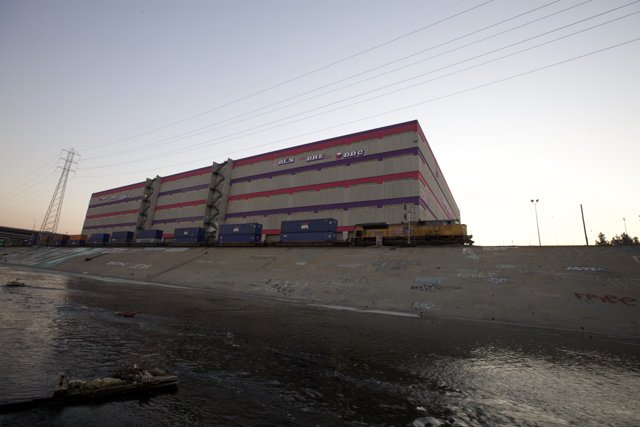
left=81, top=120, right=460, bottom=240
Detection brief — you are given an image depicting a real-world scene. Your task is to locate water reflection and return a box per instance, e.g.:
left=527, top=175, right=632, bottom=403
left=0, top=269, right=72, bottom=401
left=1, top=266, right=639, bottom=426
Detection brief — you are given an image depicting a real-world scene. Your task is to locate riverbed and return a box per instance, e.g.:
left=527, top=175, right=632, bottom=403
left=1, top=266, right=638, bottom=426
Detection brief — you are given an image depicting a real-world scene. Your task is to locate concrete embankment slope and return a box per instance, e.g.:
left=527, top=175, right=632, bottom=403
left=3, top=245, right=640, bottom=337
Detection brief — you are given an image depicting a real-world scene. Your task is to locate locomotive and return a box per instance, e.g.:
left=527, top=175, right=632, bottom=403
left=351, top=220, right=472, bottom=246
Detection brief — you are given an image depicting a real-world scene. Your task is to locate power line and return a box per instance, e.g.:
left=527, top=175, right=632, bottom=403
left=82, top=0, right=570, bottom=162
left=77, top=34, right=640, bottom=179
left=77, top=5, right=640, bottom=171
left=202, top=35, right=640, bottom=162
left=79, top=0, right=495, bottom=154
left=0, top=157, right=58, bottom=198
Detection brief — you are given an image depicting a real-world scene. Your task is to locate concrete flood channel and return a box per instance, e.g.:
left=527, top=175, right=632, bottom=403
left=1, top=245, right=639, bottom=425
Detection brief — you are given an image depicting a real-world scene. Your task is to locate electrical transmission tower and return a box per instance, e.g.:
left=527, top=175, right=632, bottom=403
left=40, top=148, right=79, bottom=234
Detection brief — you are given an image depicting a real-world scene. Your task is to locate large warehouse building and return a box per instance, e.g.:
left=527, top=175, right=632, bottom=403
left=81, top=120, right=460, bottom=242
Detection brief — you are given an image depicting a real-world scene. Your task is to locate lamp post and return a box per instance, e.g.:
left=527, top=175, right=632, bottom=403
left=531, top=199, right=541, bottom=246
left=623, top=217, right=627, bottom=235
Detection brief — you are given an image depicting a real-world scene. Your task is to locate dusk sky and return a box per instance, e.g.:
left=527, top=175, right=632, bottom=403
left=1, top=0, right=639, bottom=245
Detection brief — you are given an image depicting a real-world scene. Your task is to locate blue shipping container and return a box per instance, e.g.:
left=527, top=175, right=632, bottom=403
left=68, top=240, right=86, bottom=246
left=137, top=229, right=163, bottom=239
left=88, top=233, right=110, bottom=244
left=219, top=234, right=261, bottom=243
left=280, top=232, right=337, bottom=242
left=174, top=227, right=205, bottom=239
left=219, top=223, right=262, bottom=235
left=173, top=236, right=204, bottom=244
left=280, top=218, right=338, bottom=233
left=110, top=231, right=134, bottom=243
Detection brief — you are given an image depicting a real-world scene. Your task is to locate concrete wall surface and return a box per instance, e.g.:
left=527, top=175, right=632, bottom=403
left=3, top=245, right=639, bottom=338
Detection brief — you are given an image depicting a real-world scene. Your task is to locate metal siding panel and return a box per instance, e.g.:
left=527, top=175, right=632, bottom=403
left=228, top=155, right=416, bottom=196
left=227, top=180, right=417, bottom=214
left=231, top=130, right=417, bottom=179
left=87, top=199, right=141, bottom=216
left=159, top=174, right=210, bottom=192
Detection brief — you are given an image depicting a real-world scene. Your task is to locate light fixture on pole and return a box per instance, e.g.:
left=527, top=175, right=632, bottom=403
left=623, top=217, right=627, bottom=235
left=530, top=199, right=541, bottom=246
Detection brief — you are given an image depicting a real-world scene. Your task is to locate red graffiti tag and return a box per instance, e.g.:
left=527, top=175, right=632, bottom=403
left=574, top=293, right=636, bottom=306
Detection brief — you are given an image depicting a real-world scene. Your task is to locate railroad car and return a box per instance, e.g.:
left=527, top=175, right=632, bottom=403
left=352, top=221, right=472, bottom=245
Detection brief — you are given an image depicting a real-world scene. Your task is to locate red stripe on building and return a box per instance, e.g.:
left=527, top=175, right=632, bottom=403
left=233, top=121, right=419, bottom=168
left=418, top=174, right=451, bottom=220
left=416, top=125, right=457, bottom=215
left=227, top=172, right=419, bottom=201
left=86, top=209, right=139, bottom=220
left=92, top=182, right=145, bottom=198
left=155, top=199, right=207, bottom=210
left=161, top=166, right=212, bottom=183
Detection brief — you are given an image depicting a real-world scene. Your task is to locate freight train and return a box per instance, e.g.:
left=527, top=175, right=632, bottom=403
left=352, top=221, right=473, bottom=246
left=43, top=218, right=472, bottom=247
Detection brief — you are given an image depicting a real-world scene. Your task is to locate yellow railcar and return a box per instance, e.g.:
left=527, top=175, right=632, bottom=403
left=352, top=221, right=472, bottom=245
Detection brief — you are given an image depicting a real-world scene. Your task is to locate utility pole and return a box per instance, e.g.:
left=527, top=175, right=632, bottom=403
left=40, top=149, right=79, bottom=234
left=530, top=199, right=541, bottom=246
left=580, top=204, right=589, bottom=246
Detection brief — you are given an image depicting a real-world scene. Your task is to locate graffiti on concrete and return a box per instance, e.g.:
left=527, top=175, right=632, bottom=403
left=574, top=292, right=636, bottom=306
left=457, top=269, right=498, bottom=279
left=462, top=248, right=479, bottom=260
left=411, top=277, right=461, bottom=292
left=411, top=284, right=461, bottom=292
left=336, top=263, right=365, bottom=269
left=488, top=277, right=509, bottom=285
left=375, top=260, right=415, bottom=272
left=412, top=301, right=437, bottom=312
left=414, top=276, right=443, bottom=285
left=567, top=266, right=608, bottom=272
left=105, top=261, right=152, bottom=270
left=264, top=279, right=305, bottom=296
left=129, top=263, right=152, bottom=270
left=106, top=261, right=127, bottom=266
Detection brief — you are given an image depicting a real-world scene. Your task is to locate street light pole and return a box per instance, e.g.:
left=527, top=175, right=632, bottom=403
left=580, top=204, right=589, bottom=246
left=623, top=217, right=628, bottom=235
left=531, top=199, right=541, bottom=246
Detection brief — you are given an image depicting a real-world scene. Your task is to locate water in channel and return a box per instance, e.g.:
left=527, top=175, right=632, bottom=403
left=0, top=266, right=638, bottom=426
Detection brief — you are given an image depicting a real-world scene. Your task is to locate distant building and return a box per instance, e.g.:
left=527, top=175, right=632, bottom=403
left=0, top=226, right=38, bottom=246
left=81, top=120, right=460, bottom=241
